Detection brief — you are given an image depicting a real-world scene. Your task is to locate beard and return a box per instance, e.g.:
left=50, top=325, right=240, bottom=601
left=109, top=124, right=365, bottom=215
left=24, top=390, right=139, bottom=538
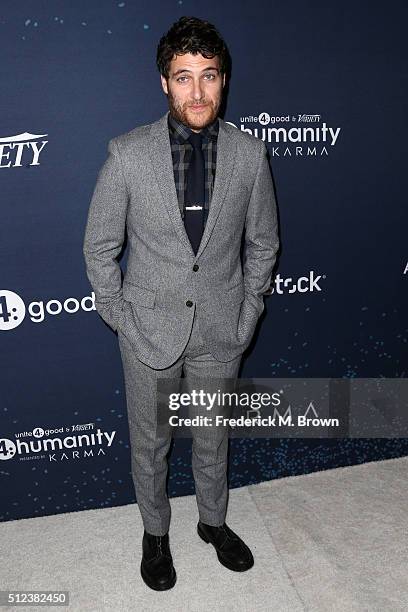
left=166, top=88, right=221, bottom=131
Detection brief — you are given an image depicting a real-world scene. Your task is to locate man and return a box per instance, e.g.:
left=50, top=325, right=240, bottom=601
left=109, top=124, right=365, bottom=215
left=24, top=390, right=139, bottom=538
left=83, top=16, right=279, bottom=591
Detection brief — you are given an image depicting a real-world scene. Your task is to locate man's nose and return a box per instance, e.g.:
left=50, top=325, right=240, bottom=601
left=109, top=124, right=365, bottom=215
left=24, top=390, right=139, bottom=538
left=191, top=79, right=205, bottom=99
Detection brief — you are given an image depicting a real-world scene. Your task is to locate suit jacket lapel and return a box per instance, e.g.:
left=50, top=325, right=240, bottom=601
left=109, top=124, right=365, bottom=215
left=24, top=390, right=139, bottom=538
left=147, top=111, right=238, bottom=258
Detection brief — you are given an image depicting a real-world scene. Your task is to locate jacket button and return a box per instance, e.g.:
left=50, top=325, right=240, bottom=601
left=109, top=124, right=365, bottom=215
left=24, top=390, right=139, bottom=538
left=186, top=300, right=193, bottom=307
left=193, top=264, right=199, bottom=272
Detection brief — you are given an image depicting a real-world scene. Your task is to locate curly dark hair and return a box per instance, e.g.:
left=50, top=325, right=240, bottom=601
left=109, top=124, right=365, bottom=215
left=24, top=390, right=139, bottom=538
left=156, top=16, right=231, bottom=80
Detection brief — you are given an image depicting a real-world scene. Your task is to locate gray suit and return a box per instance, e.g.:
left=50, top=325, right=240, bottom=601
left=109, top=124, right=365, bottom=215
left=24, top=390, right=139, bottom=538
left=83, top=110, right=279, bottom=534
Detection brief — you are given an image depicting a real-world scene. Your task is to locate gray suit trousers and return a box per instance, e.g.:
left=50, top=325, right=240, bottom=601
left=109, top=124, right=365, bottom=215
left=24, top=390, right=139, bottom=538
left=118, top=306, right=242, bottom=536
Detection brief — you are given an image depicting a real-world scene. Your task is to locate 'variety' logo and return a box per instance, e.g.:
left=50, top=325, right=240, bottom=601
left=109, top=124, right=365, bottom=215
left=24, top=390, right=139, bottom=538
left=0, top=132, right=48, bottom=168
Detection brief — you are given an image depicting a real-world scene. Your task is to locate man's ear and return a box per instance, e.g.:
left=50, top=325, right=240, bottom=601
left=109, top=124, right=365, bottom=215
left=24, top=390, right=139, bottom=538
left=222, top=73, right=226, bottom=88
left=160, top=75, right=169, bottom=95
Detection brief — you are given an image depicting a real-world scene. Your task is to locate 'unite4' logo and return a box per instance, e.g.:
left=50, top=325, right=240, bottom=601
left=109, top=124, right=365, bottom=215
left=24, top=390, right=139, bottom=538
left=0, top=290, right=96, bottom=330
left=0, top=132, right=48, bottom=168
left=0, top=291, right=26, bottom=330
left=0, top=438, right=17, bottom=460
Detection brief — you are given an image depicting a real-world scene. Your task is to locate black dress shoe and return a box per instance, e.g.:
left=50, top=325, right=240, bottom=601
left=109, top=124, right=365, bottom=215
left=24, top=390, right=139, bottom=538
left=197, top=521, right=254, bottom=572
left=140, top=530, right=177, bottom=590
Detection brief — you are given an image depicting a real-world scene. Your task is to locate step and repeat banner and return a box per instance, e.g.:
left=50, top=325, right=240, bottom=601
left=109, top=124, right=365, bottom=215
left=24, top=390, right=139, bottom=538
left=1, top=1, right=407, bottom=521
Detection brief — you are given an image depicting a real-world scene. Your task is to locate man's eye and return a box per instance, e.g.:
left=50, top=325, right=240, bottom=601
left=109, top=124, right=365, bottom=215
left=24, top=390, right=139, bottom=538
left=176, top=74, right=216, bottom=82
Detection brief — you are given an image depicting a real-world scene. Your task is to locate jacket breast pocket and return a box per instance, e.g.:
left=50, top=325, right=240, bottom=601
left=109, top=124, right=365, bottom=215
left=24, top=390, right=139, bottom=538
left=122, top=278, right=156, bottom=309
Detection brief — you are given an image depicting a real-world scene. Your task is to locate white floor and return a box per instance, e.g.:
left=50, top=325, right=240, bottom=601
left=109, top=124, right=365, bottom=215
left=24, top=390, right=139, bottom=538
left=2, top=456, right=407, bottom=611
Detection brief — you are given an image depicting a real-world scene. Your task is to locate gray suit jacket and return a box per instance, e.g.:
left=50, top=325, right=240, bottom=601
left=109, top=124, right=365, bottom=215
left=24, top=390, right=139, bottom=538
left=83, top=110, right=279, bottom=369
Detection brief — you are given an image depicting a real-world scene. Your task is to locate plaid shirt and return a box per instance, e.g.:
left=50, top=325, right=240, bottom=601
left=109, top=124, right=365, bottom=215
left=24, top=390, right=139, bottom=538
left=167, top=112, right=219, bottom=228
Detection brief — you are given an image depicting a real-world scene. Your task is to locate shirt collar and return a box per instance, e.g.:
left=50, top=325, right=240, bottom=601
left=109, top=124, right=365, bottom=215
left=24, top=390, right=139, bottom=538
left=168, top=111, right=219, bottom=144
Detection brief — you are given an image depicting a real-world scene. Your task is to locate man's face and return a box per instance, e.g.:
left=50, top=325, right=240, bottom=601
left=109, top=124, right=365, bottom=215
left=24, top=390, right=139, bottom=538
left=160, top=52, right=226, bottom=132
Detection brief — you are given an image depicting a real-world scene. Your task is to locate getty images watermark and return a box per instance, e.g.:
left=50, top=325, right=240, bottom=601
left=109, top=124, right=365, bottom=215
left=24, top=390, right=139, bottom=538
left=156, top=378, right=408, bottom=438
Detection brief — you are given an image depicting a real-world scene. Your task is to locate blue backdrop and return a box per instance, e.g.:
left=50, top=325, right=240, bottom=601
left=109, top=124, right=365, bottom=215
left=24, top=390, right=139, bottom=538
left=1, top=1, right=407, bottom=521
